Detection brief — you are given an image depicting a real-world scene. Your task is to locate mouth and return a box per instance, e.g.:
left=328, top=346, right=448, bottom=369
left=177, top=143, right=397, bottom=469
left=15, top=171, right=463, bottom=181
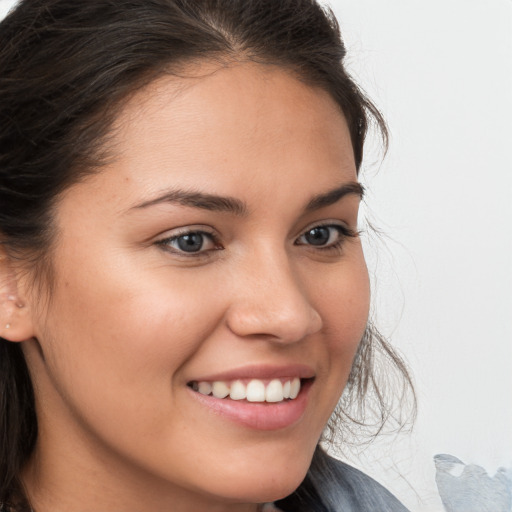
left=187, top=377, right=310, bottom=404
left=186, top=365, right=315, bottom=430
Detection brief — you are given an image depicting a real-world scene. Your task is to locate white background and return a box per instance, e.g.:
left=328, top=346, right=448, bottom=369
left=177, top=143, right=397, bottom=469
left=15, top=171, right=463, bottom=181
left=1, top=0, right=511, bottom=510
left=327, top=1, right=512, bottom=511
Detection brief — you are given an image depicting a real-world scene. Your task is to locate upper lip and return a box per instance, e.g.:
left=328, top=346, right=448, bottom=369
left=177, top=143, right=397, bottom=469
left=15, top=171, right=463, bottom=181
left=188, top=364, right=315, bottom=383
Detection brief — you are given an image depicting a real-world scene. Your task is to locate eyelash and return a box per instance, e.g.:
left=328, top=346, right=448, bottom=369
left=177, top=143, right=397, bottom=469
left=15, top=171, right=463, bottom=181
left=294, top=223, right=357, bottom=254
left=155, top=228, right=221, bottom=257
left=156, top=223, right=357, bottom=258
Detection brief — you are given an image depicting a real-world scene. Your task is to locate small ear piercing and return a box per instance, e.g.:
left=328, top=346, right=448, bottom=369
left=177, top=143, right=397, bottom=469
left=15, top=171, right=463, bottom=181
left=5, top=323, right=10, bottom=329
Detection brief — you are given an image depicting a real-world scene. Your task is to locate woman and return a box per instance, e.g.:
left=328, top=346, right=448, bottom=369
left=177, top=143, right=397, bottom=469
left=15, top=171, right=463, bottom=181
left=0, top=1, right=413, bottom=510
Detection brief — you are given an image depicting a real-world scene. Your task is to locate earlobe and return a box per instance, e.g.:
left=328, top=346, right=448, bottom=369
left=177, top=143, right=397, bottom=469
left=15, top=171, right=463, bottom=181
left=0, top=249, right=35, bottom=342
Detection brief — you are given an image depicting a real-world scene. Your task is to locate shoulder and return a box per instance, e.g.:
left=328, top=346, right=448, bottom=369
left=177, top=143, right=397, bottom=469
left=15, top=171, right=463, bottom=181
left=324, top=456, right=410, bottom=511
left=277, top=449, right=410, bottom=512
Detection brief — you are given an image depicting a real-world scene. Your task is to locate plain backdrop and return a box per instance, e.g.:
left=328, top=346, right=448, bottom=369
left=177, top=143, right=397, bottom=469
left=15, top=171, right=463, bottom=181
left=1, top=1, right=511, bottom=510
left=327, top=1, right=512, bottom=511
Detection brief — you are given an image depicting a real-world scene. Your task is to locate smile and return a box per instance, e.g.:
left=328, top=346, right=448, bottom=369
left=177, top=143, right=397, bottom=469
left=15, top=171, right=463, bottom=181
left=189, top=378, right=302, bottom=403
left=188, top=377, right=314, bottom=431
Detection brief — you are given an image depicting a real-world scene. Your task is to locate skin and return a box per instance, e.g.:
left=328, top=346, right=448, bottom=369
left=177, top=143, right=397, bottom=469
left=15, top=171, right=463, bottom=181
left=5, top=62, right=370, bottom=512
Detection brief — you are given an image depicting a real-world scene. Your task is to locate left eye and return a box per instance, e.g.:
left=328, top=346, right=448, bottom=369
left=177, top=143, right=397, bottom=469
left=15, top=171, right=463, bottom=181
left=159, top=231, right=217, bottom=254
left=296, top=225, right=347, bottom=247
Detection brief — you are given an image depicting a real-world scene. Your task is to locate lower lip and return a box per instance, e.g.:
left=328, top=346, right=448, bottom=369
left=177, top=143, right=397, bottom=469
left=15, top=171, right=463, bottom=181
left=188, top=379, right=313, bottom=431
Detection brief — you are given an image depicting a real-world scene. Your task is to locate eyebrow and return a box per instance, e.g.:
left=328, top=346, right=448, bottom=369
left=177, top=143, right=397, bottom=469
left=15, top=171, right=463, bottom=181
left=132, top=189, right=248, bottom=216
left=130, top=181, right=364, bottom=215
left=305, top=181, right=364, bottom=212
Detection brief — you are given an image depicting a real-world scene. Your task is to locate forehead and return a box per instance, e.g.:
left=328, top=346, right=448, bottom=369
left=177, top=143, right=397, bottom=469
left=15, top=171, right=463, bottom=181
left=63, top=62, right=357, bottom=215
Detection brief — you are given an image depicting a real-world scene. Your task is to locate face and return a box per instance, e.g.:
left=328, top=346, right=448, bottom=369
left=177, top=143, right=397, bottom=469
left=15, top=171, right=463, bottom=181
left=22, top=63, right=370, bottom=511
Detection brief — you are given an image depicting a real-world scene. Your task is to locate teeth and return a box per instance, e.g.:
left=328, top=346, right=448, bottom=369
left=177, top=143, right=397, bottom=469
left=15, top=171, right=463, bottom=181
left=198, top=382, right=212, bottom=395
left=246, top=380, right=266, bottom=402
left=283, top=380, right=291, bottom=399
left=289, top=377, right=301, bottom=399
left=229, top=380, right=246, bottom=400
left=265, top=379, right=283, bottom=402
left=193, top=377, right=302, bottom=403
left=212, top=381, right=230, bottom=398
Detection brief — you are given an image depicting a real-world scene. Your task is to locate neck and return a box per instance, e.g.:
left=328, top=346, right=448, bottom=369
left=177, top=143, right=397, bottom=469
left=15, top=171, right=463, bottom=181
left=21, top=441, right=261, bottom=512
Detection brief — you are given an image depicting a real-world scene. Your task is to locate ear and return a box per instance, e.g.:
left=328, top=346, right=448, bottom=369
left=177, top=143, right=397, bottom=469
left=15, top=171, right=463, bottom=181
left=0, top=248, right=35, bottom=342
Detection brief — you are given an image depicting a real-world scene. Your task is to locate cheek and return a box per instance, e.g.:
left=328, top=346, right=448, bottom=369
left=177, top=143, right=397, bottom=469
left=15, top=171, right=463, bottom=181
left=319, top=254, right=370, bottom=346
left=312, top=251, right=370, bottom=395
left=35, top=256, right=227, bottom=418
left=30, top=263, right=235, bottom=473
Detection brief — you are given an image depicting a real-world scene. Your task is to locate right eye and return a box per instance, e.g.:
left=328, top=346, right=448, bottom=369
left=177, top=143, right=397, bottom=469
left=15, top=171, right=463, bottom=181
left=156, top=230, right=220, bottom=255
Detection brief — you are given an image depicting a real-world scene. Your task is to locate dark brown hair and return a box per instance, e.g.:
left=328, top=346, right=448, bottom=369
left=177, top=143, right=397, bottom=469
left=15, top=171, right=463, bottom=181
left=0, top=1, right=412, bottom=510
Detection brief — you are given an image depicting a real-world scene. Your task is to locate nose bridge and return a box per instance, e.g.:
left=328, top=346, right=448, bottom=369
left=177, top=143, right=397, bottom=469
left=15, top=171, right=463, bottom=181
left=226, top=244, right=323, bottom=342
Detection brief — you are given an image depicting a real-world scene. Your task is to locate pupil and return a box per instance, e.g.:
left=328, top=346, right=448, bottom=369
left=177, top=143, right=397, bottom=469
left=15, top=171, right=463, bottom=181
left=305, top=227, right=330, bottom=246
left=177, top=233, right=203, bottom=252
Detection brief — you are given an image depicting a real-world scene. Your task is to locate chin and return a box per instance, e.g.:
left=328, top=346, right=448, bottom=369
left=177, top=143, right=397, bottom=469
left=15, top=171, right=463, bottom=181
left=220, top=478, right=305, bottom=506
left=207, top=454, right=311, bottom=505
left=255, top=474, right=307, bottom=504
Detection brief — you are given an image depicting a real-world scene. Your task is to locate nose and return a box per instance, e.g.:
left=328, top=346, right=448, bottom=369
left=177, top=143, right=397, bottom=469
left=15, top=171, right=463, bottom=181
left=225, top=251, right=323, bottom=344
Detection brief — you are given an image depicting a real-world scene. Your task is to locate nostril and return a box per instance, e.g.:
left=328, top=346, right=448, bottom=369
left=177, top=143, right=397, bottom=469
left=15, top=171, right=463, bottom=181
left=225, top=300, right=322, bottom=343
